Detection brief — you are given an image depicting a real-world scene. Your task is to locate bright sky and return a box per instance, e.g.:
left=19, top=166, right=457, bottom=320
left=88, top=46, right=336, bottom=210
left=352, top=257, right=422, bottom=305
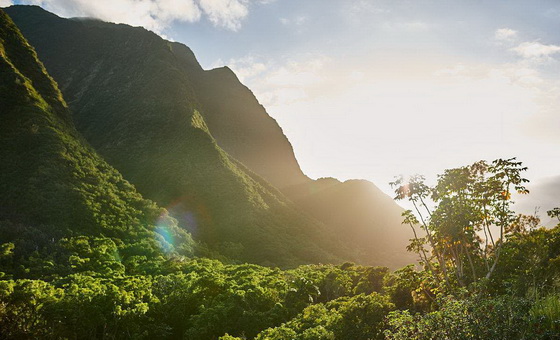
left=7, top=0, right=560, bottom=217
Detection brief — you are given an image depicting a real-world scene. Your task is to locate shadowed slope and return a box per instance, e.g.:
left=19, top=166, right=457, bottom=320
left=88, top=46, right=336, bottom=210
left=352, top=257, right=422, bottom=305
left=0, top=9, right=196, bottom=277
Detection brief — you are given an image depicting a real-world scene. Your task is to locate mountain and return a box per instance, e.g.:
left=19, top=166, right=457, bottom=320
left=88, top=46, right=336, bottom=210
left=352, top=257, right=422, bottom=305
left=284, top=179, right=416, bottom=268
left=0, top=8, right=196, bottom=277
left=5, top=5, right=414, bottom=269
left=4, top=5, right=308, bottom=191
left=181, top=61, right=311, bottom=189
left=4, top=5, right=348, bottom=267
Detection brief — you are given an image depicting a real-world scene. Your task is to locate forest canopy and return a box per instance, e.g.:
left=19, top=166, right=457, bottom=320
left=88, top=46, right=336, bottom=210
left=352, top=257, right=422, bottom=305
left=1, top=157, right=559, bottom=339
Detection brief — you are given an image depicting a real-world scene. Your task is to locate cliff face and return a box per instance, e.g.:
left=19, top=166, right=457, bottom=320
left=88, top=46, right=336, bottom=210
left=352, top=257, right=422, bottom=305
left=189, top=65, right=311, bottom=189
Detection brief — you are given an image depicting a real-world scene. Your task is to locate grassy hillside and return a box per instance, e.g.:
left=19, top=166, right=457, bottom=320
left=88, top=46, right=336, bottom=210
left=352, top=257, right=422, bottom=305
left=1, top=8, right=559, bottom=339
left=0, top=9, right=195, bottom=278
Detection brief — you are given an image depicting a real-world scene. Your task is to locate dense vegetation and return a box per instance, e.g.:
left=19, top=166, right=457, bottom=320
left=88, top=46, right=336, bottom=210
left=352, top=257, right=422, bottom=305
left=0, top=259, right=400, bottom=339
left=2, top=217, right=559, bottom=339
left=1, top=6, right=559, bottom=339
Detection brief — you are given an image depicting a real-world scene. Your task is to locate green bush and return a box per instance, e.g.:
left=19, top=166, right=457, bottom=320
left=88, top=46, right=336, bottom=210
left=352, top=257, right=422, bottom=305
left=384, top=295, right=558, bottom=340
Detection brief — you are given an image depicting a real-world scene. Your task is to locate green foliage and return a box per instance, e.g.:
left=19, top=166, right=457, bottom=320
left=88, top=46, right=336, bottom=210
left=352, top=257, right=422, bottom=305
left=0, top=8, right=198, bottom=282
left=548, top=208, right=560, bottom=224
left=0, top=260, right=400, bottom=339
left=385, top=294, right=560, bottom=340
left=0, top=11, right=398, bottom=338
left=490, top=225, right=560, bottom=296
left=3, top=6, right=560, bottom=340
left=391, top=158, right=530, bottom=292
left=255, top=293, right=394, bottom=340
left=384, top=264, right=429, bottom=311
left=530, top=294, right=560, bottom=334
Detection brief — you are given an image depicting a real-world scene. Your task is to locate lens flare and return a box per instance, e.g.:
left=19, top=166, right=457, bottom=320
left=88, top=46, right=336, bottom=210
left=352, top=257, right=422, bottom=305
left=154, top=199, right=202, bottom=254
left=155, top=212, right=175, bottom=254
left=167, top=200, right=199, bottom=235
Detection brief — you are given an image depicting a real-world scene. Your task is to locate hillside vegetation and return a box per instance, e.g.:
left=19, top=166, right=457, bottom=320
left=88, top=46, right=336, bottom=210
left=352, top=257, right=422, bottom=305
left=0, top=8, right=195, bottom=279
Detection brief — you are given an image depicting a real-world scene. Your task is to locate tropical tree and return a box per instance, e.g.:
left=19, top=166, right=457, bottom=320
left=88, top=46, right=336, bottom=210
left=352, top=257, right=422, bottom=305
left=390, top=158, right=530, bottom=289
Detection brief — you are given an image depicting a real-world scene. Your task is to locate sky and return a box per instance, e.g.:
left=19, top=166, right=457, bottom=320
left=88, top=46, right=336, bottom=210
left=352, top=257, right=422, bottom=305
left=5, top=0, right=560, bottom=218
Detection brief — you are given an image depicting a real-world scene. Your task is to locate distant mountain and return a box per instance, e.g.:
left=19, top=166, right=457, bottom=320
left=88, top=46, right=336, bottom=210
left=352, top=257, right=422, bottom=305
left=284, top=179, right=416, bottom=268
left=0, top=8, right=195, bottom=277
left=5, top=5, right=414, bottom=269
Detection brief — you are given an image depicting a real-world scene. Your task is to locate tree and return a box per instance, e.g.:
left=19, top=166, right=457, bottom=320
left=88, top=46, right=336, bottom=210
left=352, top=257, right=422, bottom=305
left=390, top=158, right=529, bottom=290
left=548, top=208, right=560, bottom=224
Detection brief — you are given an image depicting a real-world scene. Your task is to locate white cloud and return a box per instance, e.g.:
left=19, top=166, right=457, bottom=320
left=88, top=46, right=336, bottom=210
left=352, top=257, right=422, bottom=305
left=435, top=59, right=560, bottom=139
left=487, top=30, right=560, bottom=142
left=225, top=49, right=559, bottom=194
left=490, top=64, right=544, bottom=87
left=256, top=57, right=329, bottom=105
left=265, top=62, right=545, bottom=190
left=0, top=0, right=13, bottom=7
left=512, top=41, right=560, bottom=60
left=494, top=28, right=517, bottom=42
left=436, top=62, right=546, bottom=89
left=198, top=0, right=249, bottom=31
left=218, top=55, right=330, bottom=106
left=18, top=0, right=263, bottom=32
left=154, top=0, right=202, bottom=23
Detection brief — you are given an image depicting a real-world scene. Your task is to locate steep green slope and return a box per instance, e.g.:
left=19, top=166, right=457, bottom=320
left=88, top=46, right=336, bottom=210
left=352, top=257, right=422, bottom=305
left=5, top=5, right=347, bottom=267
left=0, top=9, right=195, bottom=278
left=152, top=44, right=414, bottom=268
left=131, top=35, right=310, bottom=190
left=180, top=51, right=414, bottom=268
left=6, top=5, right=309, bottom=192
